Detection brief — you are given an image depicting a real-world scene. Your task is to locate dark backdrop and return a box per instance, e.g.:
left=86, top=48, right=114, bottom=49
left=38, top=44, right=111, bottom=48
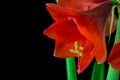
left=32, top=0, right=117, bottom=80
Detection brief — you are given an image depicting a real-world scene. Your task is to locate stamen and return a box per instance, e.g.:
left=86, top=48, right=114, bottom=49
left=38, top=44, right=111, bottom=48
left=69, top=41, right=84, bottom=57
left=75, top=41, right=79, bottom=51
left=79, top=46, right=84, bottom=51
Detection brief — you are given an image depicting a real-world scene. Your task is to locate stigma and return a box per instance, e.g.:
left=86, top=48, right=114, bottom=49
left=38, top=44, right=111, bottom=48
left=70, top=41, right=84, bottom=57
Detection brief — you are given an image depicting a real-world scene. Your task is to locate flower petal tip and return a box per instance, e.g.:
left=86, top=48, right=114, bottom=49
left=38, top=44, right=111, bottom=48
left=45, top=3, right=50, bottom=6
left=77, top=69, right=83, bottom=74
left=45, top=3, right=54, bottom=7
left=77, top=69, right=81, bottom=74
left=98, top=62, right=101, bottom=64
left=108, top=62, right=110, bottom=65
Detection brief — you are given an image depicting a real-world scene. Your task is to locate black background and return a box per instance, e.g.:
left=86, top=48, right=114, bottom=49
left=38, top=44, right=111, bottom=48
left=31, top=0, right=118, bottom=80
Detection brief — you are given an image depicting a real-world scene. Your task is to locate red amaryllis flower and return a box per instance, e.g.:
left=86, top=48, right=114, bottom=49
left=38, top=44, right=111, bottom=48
left=44, top=0, right=117, bottom=73
left=108, top=42, right=120, bottom=70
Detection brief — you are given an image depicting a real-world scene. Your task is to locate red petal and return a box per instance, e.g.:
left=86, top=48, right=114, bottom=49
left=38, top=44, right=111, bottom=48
left=109, top=59, right=120, bottom=70
left=46, top=3, right=78, bottom=20
left=74, top=1, right=112, bottom=63
left=105, top=14, right=117, bottom=36
left=58, top=0, right=107, bottom=12
left=54, top=41, right=78, bottom=58
left=43, top=18, right=66, bottom=40
left=77, top=47, right=95, bottom=74
left=54, top=39, right=94, bottom=58
left=108, top=42, right=120, bottom=70
left=44, top=18, right=86, bottom=43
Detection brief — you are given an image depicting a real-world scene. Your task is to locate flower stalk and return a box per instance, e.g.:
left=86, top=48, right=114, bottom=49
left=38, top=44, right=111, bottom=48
left=91, top=61, right=105, bottom=80
left=66, top=58, right=77, bottom=80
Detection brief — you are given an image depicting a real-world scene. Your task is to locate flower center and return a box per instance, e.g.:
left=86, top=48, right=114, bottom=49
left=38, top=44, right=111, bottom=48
left=69, top=41, right=84, bottom=57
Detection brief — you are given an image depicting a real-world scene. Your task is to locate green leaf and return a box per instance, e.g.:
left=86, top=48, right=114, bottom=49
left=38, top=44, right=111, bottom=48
left=114, top=9, right=120, bottom=43
left=108, top=5, right=116, bottom=44
left=91, top=61, right=105, bottom=80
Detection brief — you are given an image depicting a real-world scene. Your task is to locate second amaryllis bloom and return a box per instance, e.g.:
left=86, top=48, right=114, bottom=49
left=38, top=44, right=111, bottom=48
left=108, top=41, right=120, bottom=70
left=44, top=0, right=117, bottom=73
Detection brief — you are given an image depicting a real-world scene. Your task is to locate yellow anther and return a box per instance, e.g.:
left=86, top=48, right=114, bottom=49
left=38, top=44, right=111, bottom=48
left=79, top=46, right=84, bottom=51
left=75, top=41, right=79, bottom=51
left=69, top=41, right=84, bottom=57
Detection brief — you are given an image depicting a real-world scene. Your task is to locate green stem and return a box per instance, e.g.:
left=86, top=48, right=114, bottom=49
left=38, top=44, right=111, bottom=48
left=106, top=66, right=119, bottom=80
left=66, top=58, right=77, bottom=80
left=91, top=61, right=105, bottom=80
left=106, top=7, right=120, bottom=80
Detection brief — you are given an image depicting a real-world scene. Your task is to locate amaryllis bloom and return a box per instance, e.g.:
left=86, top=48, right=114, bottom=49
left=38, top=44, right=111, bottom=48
left=108, top=42, right=120, bottom=70
left=44, top=0, right=117, bottom=73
